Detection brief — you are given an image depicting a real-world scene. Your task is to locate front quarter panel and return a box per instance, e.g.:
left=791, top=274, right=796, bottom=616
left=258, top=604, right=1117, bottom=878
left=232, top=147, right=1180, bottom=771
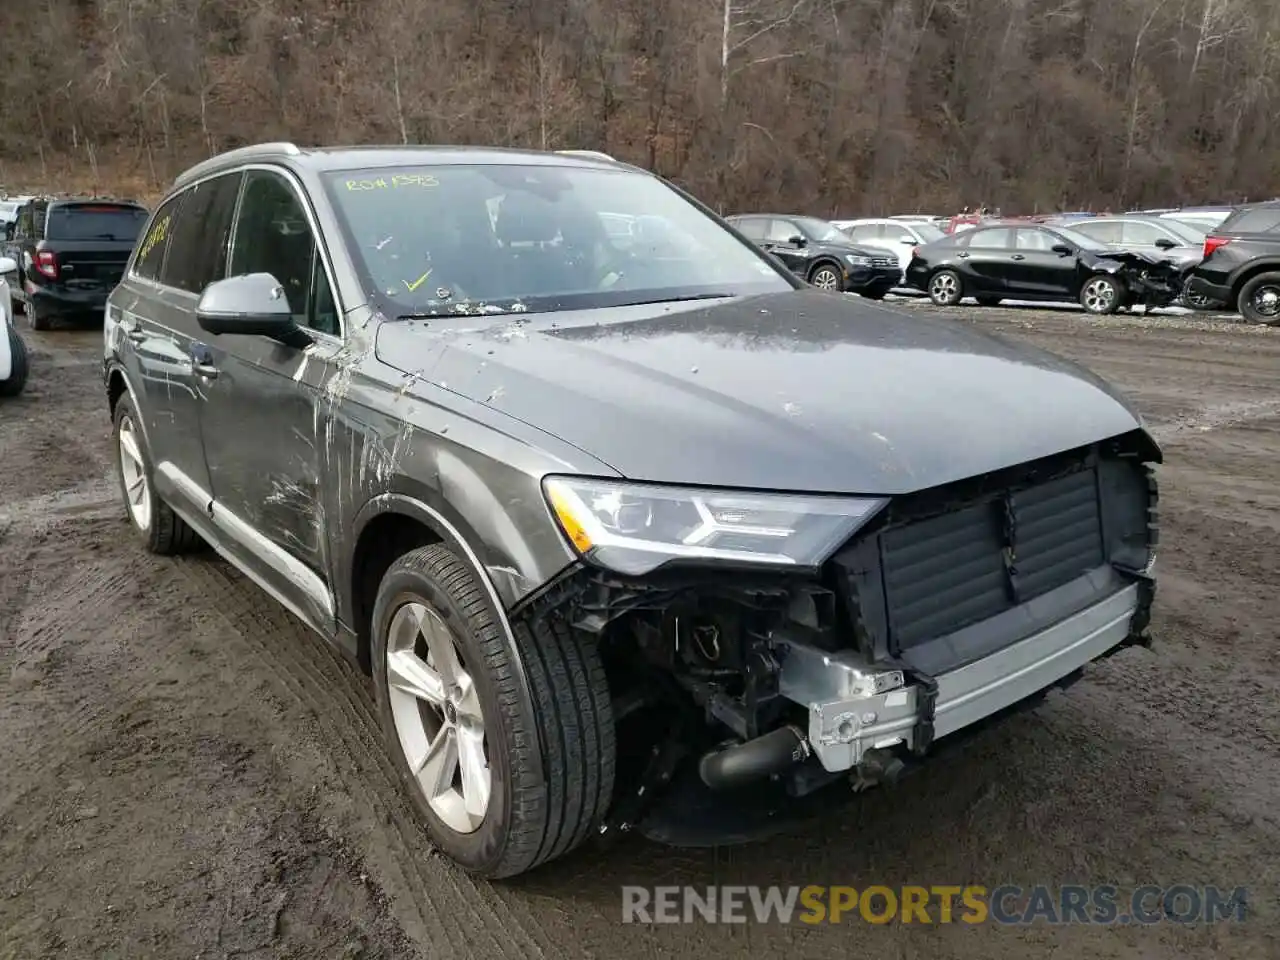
left=319, top=317, right=617, bottom=624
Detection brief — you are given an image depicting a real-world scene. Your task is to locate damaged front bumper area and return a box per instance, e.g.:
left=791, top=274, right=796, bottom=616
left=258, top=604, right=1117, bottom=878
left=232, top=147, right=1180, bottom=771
left=779, top=575, right=1145, bottom=776
left=521, top=432, right=1159, bottom=841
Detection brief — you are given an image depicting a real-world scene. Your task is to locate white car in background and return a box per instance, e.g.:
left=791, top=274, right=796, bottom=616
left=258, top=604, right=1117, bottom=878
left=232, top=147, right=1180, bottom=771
left=830, top=217, right=948, bottom=284
left=0, top=255, right=30, bottom=396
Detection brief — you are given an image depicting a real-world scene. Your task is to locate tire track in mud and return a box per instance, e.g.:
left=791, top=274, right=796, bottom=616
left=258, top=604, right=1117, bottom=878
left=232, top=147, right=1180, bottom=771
left=0, top=527, right=226, bottom=813
left=173, top=557, right=578, bottom=960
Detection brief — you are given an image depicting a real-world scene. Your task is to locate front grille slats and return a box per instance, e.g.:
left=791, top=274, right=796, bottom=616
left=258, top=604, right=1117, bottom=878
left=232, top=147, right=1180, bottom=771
left=878, top=464, right=1107, bottom=652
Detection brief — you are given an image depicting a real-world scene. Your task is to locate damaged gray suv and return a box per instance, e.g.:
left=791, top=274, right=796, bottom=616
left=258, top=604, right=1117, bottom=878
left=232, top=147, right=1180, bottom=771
left=104, top=143, right=1159, bottom=878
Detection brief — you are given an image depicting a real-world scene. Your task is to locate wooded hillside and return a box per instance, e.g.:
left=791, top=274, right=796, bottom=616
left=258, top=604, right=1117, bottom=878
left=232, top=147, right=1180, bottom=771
left=2, top=0, right=1276, bottom=213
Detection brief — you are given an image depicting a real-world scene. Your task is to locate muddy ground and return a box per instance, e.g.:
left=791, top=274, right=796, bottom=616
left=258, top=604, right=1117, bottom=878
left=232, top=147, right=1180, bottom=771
left=1, top=303, right=1277, bottom=959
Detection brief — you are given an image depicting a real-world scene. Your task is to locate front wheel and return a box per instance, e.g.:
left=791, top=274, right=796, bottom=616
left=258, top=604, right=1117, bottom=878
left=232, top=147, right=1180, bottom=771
left=809, top=262, right=844, bottom=291
left=1080, top=274, right=1124, bottom=315
left=928, top=269, right=963, bottom=306
left=1237, top=271, right=1280, bottom=325
left=371, top=544, right=616, bottom=879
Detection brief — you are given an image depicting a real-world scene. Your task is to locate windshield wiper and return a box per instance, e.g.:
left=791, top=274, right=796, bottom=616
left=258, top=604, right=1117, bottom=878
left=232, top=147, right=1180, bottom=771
left=612, top=293, right=738, bottom=307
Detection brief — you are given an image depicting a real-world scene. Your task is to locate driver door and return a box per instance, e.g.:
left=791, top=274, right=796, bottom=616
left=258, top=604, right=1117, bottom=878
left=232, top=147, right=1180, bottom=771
left=195, top=167, right=344, bottom=633
left=762, top=218, right=807, bottom=274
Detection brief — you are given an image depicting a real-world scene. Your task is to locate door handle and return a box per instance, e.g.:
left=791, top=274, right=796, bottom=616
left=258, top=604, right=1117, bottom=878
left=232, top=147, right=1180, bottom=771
left=1011, top=254, right=1026, bottom=260
left=190, top=343, right=219, bottom=379
left=957, top=252, right=970, bottom=259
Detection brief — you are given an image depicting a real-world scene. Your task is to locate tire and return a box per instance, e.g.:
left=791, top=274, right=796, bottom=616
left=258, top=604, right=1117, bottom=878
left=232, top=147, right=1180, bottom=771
left=1237, top=271, right=1280, bottom=325
left=858, top=285, right=890, bottom=301
left=28, top=305, right=50, bottom=330
left=1079, top=274, right=1124, bottom=315
left=112, top=393, right=203, bottom=554
left=808, top=261, right=844, bottom=291
left=1179, top=278, right=1220, bottom=311
left=928, top=269, right=963, bottom=306
left=975, top=296, right=1002, bottom=307
left=0, top=325, right=28, bottom=397
left=371, top=544, right=616, bottom=879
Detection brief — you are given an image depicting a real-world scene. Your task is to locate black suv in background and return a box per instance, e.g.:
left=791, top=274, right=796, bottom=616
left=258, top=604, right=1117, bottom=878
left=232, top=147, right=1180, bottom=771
left=725, top=213, right=901, bottom=297
left=2, top=197, right=149, bottom=328
left=1187, top=201, right=1280, bottom=324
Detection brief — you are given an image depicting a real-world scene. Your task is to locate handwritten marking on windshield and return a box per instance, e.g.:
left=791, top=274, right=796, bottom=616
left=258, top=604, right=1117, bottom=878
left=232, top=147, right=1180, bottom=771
left=403, top=269, right=433, bottom=292
left=345, top=174, right=440, bottom=191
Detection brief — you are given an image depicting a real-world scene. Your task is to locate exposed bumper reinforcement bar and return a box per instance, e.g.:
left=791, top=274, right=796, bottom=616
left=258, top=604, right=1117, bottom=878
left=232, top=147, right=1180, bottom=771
left=777, top=583, right=1141, bottom=773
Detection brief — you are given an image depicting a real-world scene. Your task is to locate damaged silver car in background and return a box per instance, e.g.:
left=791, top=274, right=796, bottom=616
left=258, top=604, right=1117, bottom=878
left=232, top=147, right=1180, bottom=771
left=103, top=142, right=1159, bottom=879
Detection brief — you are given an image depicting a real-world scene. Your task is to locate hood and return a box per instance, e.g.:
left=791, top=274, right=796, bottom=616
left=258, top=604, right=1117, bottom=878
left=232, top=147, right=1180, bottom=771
left=376, top=290, right=1148, bottom=495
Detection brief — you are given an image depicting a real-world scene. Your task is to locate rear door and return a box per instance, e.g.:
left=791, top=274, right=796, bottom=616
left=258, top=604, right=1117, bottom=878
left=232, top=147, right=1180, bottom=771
left=194, top=166, right=344, bottom=630
left=120, top=173, right=243, bottom=515
left=41, top=202, right=149, bottom=294
left=955, top=227, right=1014, bottom=294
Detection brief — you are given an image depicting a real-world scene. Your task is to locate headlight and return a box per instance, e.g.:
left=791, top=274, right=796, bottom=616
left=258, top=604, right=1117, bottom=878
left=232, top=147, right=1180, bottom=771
left=542, top=476, right=887, bottom=576
left=845, top=254, right=872, bottom=266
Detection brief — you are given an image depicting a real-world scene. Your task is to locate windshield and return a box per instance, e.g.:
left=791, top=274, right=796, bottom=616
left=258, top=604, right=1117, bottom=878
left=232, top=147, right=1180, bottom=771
left=320, top=164, right=793, bottom=316
left=791, top=217, right=848, bottom=243
left=45, top=204, right=148, bottom=241
left=1051, top=225, right=1108, bottom=252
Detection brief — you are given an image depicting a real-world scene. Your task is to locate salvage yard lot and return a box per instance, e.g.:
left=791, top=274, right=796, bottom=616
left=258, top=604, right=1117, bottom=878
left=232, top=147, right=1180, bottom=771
left=1, top=305, right=1277, bottom=959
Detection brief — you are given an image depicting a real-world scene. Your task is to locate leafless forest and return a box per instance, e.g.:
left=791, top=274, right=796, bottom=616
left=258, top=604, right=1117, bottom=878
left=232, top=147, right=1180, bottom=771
left=2, top=0, right=1278, bottom=214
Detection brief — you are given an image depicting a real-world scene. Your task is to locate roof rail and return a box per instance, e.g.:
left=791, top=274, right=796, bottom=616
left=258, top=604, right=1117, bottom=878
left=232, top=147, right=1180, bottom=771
left=172, top=142, right=302, bottom=190
left=555, top=149, right=615, bottom=162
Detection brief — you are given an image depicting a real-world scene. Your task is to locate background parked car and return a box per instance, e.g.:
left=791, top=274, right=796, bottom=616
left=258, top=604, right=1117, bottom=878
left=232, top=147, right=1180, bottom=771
left=725, top=213, right=900, bottom=297
left=1, top=196, right=149, bottom=329
left=1187, top=200, right=1280, bottom=324
left=1049, top=215, right=1215, bottom=308
left=905, top=221, right=1185, bottom=314
left=0, top=256, right=28, bottom=396
left=1159, top=206, right=1235, bottom=232
left=832, top=218, right=947, bottom=283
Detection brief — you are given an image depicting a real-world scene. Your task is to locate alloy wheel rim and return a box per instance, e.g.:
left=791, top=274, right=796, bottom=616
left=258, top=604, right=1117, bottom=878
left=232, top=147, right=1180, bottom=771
left=1084, top=279, right=1115, bottom=312
left=1251, top=285, right=1280, bottom=319
left=813, top=269, right=839, bottom=289
left=118, top=415, right=152, bottom=531
left=931, top=273, right=957, bottom=302
left=386, top=601, right=491, bottom=834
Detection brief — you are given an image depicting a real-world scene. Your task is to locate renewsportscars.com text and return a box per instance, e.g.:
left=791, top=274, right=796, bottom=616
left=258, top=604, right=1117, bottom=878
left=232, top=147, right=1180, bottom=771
left=621, top=884, right=1248, bottom=925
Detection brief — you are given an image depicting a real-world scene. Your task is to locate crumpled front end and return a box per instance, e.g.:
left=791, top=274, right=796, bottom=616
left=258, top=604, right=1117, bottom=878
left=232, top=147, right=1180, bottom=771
left=1091, top=250, right=1192, bottom=308
left=514, top=429, right=1159, bottom=842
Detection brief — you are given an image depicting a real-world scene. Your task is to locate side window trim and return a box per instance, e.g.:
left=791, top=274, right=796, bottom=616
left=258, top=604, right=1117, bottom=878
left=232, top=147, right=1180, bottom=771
left=127, top=162, right=346, bottom=343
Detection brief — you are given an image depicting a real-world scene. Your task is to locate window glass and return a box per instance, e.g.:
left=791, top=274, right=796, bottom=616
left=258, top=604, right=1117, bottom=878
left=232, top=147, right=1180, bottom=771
left=1073, top=221, right=1122, bottom=244
left=1222, top=207, right=1280, bottom=234
left=1015, top=229, right=1056, bottom=251
left=132, top=193, right=186, bottom=281
left=45, top=204, right=148, bottom=242
left=1120, top=221, right=1168, bottom=245
left=306, top=247, right=340, bottom=336
left=766, top=219, right=802, bottom=242
left=966, top=228, right=1013, bottom=248
left=160, top=173, right=243, bottom=293
left=731, top=217, right=766, bottom=240
left=229, top=170, right=317, bottom=316
left=845, top=223, right=883, bottom=241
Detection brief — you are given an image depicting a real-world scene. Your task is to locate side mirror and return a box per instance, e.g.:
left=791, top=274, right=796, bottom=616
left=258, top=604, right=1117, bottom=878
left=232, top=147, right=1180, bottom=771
left=0, top=256, right=15, bottom=274
left=1153, top=237, right=1177, bottom=249
left=1051, top=243, right=1073, bottom=256
left=788, top=235, right=807, bottom=246
left=900, top=237, right=917, bottom=245
left=195, top=273, right=312, bottom=347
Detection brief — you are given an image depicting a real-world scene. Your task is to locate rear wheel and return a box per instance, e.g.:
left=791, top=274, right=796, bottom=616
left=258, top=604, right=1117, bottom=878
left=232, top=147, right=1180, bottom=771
left=112, top=394, right=202, bottom=554
left=0, top=325, right=28, bottom=397
left=28, top=305, right=50, bottom=330
left=928, top=269, right=963, bottom=306
left=1237, top=271, right=1280, bottom=325
left=371, top=544, right=616, bottom=878
left=1080, top=274, right=1124, bottom=315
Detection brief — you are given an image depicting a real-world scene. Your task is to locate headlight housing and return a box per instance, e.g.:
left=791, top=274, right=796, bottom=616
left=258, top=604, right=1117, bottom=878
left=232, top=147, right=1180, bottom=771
left=542, top=476, right=887, bottom=576
left=845, top=254, right=873, bottom=266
